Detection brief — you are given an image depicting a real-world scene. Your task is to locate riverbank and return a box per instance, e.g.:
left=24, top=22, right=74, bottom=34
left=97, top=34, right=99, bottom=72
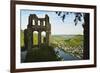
left=55, top=47, right=80, bottom=60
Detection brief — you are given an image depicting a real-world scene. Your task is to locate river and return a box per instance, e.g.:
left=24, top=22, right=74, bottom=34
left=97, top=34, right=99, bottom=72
left=54, top=47, right=79, bottom=60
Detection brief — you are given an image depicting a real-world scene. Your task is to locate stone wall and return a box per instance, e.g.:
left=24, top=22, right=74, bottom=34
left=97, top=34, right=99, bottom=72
left=24, top=14, right=51, bottom=50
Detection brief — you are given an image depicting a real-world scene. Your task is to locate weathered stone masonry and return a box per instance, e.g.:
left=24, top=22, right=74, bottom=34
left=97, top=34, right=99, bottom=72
left=24, top=14, right=51, bottom=50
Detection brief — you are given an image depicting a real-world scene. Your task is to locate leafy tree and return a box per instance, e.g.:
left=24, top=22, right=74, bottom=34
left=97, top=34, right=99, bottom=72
left=55, top=11, right=90, bottom=59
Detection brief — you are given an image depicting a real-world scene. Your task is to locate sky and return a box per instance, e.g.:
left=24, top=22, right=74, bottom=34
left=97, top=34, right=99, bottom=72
left=20, top=9, right=84, bottom=35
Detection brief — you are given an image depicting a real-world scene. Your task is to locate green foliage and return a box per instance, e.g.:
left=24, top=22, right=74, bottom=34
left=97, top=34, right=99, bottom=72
left=25, top=45, right=60, bottom=62
left=50, top=35, right=83, bottom=47
left=55, top=11, right=83, bottom=26
left=20, top=30, right=24, bottom=47
left=33, top=33, right=38, bottom=45
left=64, top=35, right=83, bottom=47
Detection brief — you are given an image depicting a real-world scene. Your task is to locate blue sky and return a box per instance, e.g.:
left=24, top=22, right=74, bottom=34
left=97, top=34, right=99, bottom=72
left=20, top=9, right=84, bottom=35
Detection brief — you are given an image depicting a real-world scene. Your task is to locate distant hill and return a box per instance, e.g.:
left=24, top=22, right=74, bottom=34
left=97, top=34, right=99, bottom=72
left=50, top=34, right=83, bottom=47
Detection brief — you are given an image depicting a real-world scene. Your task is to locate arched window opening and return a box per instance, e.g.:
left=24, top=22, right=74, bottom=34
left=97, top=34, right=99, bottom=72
left=32, top=20, right=35, bottom=25
left=43, top=21, right=45, bottom=26
left=33, top=31, right=38, bottom=45
left=41, top=31, right=46, bottom=44
left=38, top=20, right=40, bottom=26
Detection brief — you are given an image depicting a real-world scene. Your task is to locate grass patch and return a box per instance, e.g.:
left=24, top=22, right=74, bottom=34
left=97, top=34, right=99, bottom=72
left=24, top=45, right=60, bottom=62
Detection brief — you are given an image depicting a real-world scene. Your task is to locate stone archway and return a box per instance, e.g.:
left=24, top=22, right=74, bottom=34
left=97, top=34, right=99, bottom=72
left=41, top=31, right=46, bottom=44
left=33, top=31, right=38, bottom=45
left=24, top=14, right=51, bottom=50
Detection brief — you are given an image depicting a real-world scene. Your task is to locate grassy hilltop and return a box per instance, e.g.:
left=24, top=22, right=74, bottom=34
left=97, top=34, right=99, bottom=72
left=21, top=30, right=84, bottom=60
